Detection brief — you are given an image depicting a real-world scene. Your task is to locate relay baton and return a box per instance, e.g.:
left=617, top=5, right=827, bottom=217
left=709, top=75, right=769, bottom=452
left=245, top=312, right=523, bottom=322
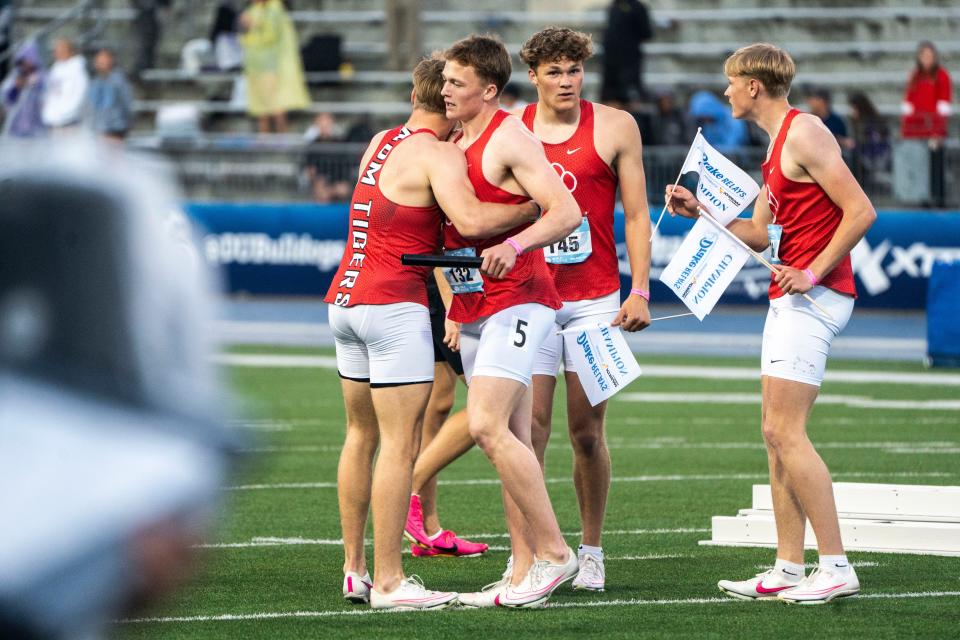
left=401, top=254, right=483, bottom=268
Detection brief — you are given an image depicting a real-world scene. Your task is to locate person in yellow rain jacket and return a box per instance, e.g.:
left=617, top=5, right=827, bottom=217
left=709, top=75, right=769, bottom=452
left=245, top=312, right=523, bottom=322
left=240, top=0, right=310, bottom=133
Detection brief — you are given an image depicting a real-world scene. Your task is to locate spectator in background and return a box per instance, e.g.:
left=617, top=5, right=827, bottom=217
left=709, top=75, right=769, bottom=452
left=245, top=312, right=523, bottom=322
left=600, top=0, right=652, bottom=108
left=805, top=86, right=851, bottom=148
left=847, top=91, right=890, bottom=191
left=500, top=83, right=527, bottom=111
left=209, top=1, right=243, bottom=71
left=85, top=48, right=134, bottom=142
left=42, top=38, right=88, bottom=132
left=688, top=90, right=747, bottom=150
left=1, top=40, right=45, bottom=137
left=901, top=41, right=952, bottom=207
left=302, top=112, right=351, bottom=202
left=131, top=0, right=172, bottom=78
left=239, top=0, right=310, bottom=134
left=647, top=87, right=688, bottom=145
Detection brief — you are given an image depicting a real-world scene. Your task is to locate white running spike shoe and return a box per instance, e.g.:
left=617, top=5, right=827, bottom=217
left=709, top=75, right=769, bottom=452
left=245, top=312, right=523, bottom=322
left=369, top=575, right=458, bottom=610
left=571, top=552, right=605, bottom=592
left=459, top=556, right=513, bottom=608
left=718, top=568, right=803, bottom=601
left=777, top=566, right=860, bottom=604
left=342, top=571, right=372, bottom=603
left=497, top=547, right=578, bottom=608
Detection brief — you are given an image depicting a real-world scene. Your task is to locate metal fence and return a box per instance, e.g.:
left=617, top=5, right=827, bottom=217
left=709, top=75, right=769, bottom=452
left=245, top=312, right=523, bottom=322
left=128, top=136, right=959, bottom=208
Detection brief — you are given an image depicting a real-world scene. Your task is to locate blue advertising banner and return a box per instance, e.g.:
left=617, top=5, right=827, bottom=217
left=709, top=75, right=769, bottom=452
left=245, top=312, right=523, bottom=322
left=185, top=203, right=960, bottom=309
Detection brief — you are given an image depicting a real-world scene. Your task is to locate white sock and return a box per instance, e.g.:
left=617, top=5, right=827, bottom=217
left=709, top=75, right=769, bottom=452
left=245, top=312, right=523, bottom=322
left=427, top=529, right=444, bottom=541
left=773, top=558, right=805, bottom=581
left=819, top=554, right=851, bottom=573
left=578, top=544, right=603, bottom=559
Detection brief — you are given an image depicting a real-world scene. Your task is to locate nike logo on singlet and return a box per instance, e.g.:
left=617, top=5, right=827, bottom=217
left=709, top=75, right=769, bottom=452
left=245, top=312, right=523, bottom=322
left=566, top=147, right=581, bottom=155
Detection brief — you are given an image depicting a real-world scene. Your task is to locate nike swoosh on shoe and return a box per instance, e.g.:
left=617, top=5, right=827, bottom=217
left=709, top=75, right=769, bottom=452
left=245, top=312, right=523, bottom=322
left=755, top=583, right=792, bottom=594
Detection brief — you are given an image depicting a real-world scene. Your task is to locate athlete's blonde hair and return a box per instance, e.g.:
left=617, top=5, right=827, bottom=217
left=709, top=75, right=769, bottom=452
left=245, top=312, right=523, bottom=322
left=723, top=43, right=796, bottom=98
left=412, top=54, right=446, bottom=114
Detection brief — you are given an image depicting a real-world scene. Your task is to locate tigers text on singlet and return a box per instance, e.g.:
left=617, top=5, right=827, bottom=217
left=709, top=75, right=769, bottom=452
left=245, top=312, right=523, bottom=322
left=324, top=126, right=443, bottom=308
left=762, top=109, right=857, bottom=300
left=522, top=100, right=620, bottom=301
left=443, top=109, right=561, bottom=323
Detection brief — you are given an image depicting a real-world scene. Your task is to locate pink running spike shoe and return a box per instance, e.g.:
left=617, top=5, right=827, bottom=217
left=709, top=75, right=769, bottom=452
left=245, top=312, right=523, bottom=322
left=410, top=530, right=489, bottom=558
left=403, top=494, right=433, bottom=550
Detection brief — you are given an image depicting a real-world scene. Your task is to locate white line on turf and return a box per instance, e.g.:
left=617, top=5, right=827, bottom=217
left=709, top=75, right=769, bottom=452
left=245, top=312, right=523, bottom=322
left=117, top=591, right=960, bottom=623
left=198, top=529, right=710, bottom=549
left=214, top=354, right=960, bottom=387
left=243, top=440, right=960, bottom=455
left=617, top=392, right=960, bottom=411
left=226, top=471, right=951, bottom=491
left=754, top=561, right=881, bottom=570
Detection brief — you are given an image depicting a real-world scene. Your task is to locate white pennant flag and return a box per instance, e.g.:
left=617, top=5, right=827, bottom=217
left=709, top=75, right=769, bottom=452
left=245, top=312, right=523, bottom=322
left=680, top=132, right=761, bottom=225
left=560, top=323, right=642, bottom=407
left=659, top=218, right=751, bottom=320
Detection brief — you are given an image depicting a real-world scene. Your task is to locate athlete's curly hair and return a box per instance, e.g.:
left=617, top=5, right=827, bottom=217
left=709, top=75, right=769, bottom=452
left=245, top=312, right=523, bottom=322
left=519, top=27, right=593, bottom=69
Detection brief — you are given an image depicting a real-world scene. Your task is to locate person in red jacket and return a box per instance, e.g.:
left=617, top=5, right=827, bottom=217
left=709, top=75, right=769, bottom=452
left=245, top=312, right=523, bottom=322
left=901, top=41, right=953, bottom=206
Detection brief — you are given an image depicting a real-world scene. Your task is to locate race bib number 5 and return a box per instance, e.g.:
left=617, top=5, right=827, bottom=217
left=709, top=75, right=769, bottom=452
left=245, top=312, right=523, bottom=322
left=545, top=217, right=592, bottom=265
left=443, top=247, right=484, bottom=294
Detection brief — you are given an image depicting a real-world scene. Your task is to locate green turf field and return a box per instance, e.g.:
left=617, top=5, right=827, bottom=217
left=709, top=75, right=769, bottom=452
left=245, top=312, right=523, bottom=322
left=116, top=349, right=960, bottom=639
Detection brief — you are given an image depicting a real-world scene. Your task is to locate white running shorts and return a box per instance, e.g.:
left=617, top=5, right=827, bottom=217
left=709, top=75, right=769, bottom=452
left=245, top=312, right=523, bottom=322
left=459, top=303, right=557, bottom=386
left=532, top=290, right=621, bottom=376
left=329, top=302, right=434, bottom=386
left=761, top=286, right=855, bottom=387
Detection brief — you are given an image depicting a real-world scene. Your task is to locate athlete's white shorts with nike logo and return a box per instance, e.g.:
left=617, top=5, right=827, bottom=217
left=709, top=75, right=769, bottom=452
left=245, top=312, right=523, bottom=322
left=761, top=286, right=854, bottom=387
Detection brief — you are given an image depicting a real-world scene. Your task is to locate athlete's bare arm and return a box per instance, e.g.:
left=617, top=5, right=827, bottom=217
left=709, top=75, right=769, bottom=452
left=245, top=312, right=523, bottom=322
left=424, top=141, right=539, bottom=240
left=432, top=267, right=460, bottom=352
left=480, top=118, right=581, bottom=278
left=603, top=107, right=652, bottom=332
left=773, top=115, right=876, bottom=294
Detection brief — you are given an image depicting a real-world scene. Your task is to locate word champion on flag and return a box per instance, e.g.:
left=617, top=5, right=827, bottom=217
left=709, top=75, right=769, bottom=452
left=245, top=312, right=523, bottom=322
left=658, top=132, right=761, bottom=320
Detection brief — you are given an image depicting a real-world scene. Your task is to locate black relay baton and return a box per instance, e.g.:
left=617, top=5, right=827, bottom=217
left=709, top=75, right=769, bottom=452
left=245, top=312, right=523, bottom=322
left=401, top=254, right=483, bottom=268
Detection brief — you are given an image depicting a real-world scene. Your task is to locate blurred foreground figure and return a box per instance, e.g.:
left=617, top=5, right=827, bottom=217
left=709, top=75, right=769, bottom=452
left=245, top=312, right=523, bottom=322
left=0, top=139, right=236, bottom=639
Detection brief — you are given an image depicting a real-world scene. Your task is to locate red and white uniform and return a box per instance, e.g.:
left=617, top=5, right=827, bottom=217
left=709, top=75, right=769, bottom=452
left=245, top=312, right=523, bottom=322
left=443, top=110, right=561, bottom=324
left=445, top=110, right=559, bottom=385
left=325, top=126, right=443, bottom=308
left=521, top=100, right=620, bottom=301
left=522, top=101, right=623, bottom=377
left=324, top=125, right=442, bottom=385
left=760, top=108, right=856, bottom=387
left=763, top=109, right=856, bottom=300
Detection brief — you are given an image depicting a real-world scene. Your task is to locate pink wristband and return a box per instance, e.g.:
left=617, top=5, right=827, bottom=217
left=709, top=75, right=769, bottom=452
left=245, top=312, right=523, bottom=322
left=630, top=288, right=650, bottom=301
left=803, top=268, right=818, bottom=287
left=505, top=237, right=524, bottom=255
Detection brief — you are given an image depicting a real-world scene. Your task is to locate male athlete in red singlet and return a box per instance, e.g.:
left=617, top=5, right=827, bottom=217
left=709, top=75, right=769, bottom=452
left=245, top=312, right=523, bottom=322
left=324, top=56, right=540, bottom=611
left=517, top=27, right=652, bottom=592
left=439, top=34, right=583, bottom=609
left=666, top=43, right=876, bottom=604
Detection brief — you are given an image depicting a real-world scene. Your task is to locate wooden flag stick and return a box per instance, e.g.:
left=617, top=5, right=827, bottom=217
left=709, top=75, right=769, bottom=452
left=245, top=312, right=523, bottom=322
left=696, top=208, right=835, bottom=321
